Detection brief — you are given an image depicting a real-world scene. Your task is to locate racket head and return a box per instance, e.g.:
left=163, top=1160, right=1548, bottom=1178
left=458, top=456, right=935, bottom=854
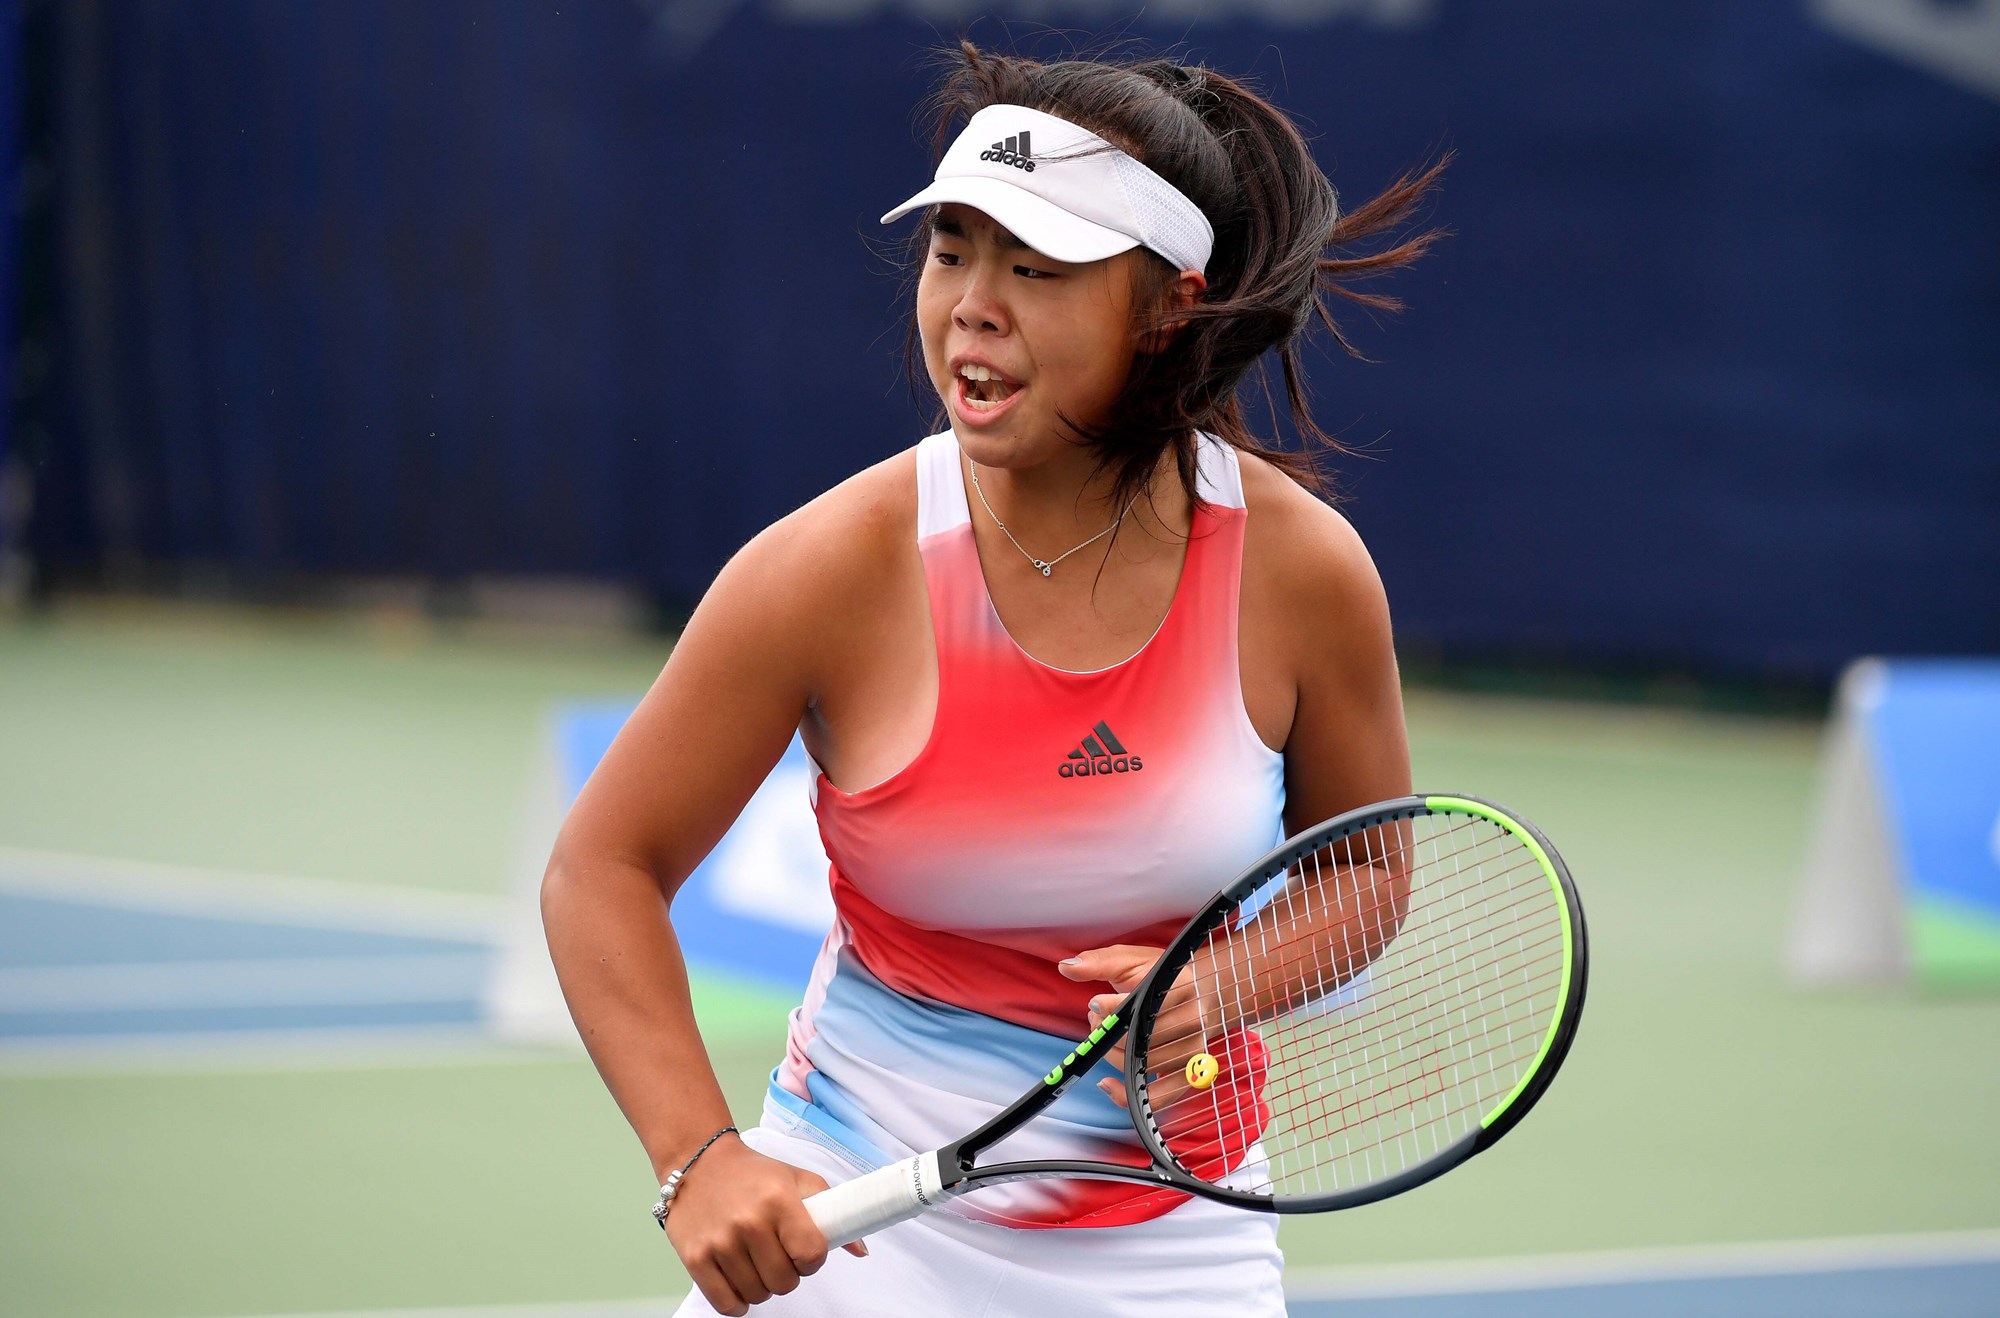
left=1121, top=794, right=1588, bottom=1214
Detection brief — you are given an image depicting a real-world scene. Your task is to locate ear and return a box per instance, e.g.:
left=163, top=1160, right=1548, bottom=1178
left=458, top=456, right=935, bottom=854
left=1141, top=268, right=1208, bottom=353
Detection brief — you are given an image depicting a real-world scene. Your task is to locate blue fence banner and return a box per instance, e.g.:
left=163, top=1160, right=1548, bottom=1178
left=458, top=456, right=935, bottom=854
left=1790, top=659, right=2000, bottom=989
left=555, top=700, right=829, bottom=995
left=1865, top=663, right=2000, bottom=980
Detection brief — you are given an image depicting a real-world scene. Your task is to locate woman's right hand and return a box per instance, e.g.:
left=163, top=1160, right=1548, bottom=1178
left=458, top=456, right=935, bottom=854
left=664, top=1136, right=869, bottom=1315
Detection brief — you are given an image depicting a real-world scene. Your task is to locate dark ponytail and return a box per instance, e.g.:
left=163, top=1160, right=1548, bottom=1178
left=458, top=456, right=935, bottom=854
left=903, top=42, right=1447, bottom=513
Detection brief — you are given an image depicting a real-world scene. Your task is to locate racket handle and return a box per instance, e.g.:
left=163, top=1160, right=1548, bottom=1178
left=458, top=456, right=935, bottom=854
left=803, top=1151, right=945, bottom=1247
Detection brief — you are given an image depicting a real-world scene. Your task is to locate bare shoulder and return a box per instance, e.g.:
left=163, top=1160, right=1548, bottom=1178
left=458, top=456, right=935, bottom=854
left=699, top=446, right=921, bottom=692
left=1236, top=449, right=1390, bottom=639
left=731, top=447, right=917, bottom=597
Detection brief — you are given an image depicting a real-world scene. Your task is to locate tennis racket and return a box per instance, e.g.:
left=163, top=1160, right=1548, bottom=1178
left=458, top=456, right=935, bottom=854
left=801, top=793, right=1588, bottom=1246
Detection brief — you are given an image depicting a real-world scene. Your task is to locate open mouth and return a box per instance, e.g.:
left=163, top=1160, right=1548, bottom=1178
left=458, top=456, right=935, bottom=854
left=962, top=377, right=1018, bottom=408
left=956, top=365, right=1022, bottom=415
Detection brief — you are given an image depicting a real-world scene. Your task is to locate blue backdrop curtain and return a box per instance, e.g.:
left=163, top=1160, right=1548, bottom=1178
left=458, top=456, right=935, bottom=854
left=26, top=1, right=2000, bottom=679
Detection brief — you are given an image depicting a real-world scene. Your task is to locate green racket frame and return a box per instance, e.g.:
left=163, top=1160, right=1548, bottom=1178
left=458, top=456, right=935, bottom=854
left=1120, top=793, right=1590, bottom=1214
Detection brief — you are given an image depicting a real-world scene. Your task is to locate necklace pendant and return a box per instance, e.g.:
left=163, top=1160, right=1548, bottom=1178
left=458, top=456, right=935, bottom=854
left=1034, top=560, right=1052, bottom=577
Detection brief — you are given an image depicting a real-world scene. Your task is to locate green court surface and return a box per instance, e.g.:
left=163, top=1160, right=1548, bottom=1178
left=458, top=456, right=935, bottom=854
left=2, top=601, right=1996, bottom=1317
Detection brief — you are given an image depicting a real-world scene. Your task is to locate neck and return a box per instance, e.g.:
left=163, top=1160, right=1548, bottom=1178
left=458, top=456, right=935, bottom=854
left=962, top=440, right=1191, bottom=550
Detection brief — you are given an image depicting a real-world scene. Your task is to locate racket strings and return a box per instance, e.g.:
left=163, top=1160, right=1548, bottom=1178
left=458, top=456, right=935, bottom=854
left=1249, top=934, right=1567, bottom=1110
left=1272, top=1003, right=1557, bottom=1163
left=1224, top=888, right=1565, bottom=1078
left=1258, top=818, right=1551, bottom=1192
left=1266, top=817, right=1551, bottom=1193
left=1137, top=812, right=1567, bottom=1202
left=1139, top=856, right=1553, bottom=1055
left=1138, top=841, right=1549, bottom=1061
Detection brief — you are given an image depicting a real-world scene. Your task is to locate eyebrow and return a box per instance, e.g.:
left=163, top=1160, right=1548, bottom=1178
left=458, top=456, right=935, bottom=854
left=930, top=212, right=1033, bottom=253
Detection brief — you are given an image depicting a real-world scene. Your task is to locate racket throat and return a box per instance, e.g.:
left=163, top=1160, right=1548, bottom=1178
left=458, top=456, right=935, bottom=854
left=954, top=1009, right=1135, bottom=1168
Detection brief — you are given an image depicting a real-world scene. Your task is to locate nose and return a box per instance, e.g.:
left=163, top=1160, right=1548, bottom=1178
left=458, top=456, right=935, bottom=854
left=952, top=261, right=1011, bottom=335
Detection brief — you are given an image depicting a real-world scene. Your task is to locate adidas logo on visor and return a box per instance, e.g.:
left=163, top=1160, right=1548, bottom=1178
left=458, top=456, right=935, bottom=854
left=1057, top=721, right=1143, bottom=778
left=879, top=104, right=1217, bottom=277
left=978, top=130, right=1035, bottom=173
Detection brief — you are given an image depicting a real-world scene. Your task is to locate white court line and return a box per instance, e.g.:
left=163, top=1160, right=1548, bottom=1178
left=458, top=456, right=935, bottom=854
left=1283, top=1226, right=2000, bottom=1299
left=0, top=1024, right=577, bottom=1077
left=0, top=845, right=506, bottom=939
left=0, top=953, right=490, bottom=1011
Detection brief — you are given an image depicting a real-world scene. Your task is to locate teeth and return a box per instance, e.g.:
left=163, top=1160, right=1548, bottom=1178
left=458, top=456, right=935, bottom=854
left=953, top=361, right=1021, bottom=416
left=960, top=376, right=1017, bottom=412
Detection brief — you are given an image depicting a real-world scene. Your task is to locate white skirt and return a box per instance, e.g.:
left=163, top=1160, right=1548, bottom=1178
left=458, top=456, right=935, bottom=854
left=670, top=1097, right=1288, bottom=1317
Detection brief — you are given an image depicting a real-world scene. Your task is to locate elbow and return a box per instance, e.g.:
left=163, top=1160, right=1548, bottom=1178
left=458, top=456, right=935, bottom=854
left=539, top=847, right=575, bottom=932
left=539, top=830, right=600, bottom=927
left=539, top=835, right=675, bottom=927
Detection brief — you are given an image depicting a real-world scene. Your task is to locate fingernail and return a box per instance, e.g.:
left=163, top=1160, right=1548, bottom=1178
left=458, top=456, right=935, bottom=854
left=1058, top=957, right=1081, bottom=969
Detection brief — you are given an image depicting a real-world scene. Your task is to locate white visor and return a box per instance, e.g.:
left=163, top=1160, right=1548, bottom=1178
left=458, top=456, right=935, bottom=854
left=880, top=104, right=1214, bottom=275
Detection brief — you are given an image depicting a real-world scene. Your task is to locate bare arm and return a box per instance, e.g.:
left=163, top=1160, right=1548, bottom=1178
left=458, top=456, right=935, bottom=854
left=540, top=507, right=858, bottom=1314
left=1271, top=490, right=1411, bottom=835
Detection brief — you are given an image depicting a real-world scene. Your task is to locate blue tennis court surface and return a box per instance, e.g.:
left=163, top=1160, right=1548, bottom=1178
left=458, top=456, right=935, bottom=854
left=1286, top=1257, right=2000, bottom=1316
left=0, top=851, right=499, bottom=1058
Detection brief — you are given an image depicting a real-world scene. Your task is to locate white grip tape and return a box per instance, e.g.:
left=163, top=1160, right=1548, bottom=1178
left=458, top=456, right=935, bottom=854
left=803, top=1151, right=945, bottom=1247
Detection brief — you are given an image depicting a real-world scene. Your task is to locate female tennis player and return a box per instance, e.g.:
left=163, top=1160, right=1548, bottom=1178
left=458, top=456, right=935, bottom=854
left=542, top=43, right=1442, bottom=1317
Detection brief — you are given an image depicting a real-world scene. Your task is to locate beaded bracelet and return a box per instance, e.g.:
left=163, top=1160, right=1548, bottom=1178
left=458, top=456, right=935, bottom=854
left=652, top=1125, right=738, bottom=1230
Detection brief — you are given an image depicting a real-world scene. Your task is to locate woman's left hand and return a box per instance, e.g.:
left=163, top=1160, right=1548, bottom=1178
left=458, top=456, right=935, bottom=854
left=1057, top=944, right=1162, bottom=1107
left=1061, top=942, right=1242, bottom=1120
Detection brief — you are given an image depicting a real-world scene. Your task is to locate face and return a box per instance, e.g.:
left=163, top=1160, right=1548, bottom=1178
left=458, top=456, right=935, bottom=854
left=917, top=202, right=1148, bottom=470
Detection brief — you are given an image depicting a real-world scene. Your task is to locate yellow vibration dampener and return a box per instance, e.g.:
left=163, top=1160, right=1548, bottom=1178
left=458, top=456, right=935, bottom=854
left=1185, top=1053, right=1219, bottom=1089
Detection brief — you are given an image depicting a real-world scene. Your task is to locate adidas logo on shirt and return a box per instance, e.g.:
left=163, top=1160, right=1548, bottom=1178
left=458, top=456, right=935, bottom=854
left=1057, top=721, right=1143, bottom=778
left=979, top=130, right=1036, bottom=173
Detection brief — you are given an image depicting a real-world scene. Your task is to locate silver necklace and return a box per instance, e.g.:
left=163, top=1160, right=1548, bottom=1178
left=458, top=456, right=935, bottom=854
left=968, top=463, right=1137, bottom=578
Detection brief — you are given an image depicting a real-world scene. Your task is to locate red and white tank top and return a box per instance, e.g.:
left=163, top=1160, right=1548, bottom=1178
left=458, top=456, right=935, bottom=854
left=769, top=430, right=1286, bottom=1229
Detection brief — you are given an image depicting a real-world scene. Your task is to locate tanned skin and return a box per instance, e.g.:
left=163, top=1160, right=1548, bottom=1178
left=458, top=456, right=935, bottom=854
left=541, top=202, right=1410, bottom=1315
